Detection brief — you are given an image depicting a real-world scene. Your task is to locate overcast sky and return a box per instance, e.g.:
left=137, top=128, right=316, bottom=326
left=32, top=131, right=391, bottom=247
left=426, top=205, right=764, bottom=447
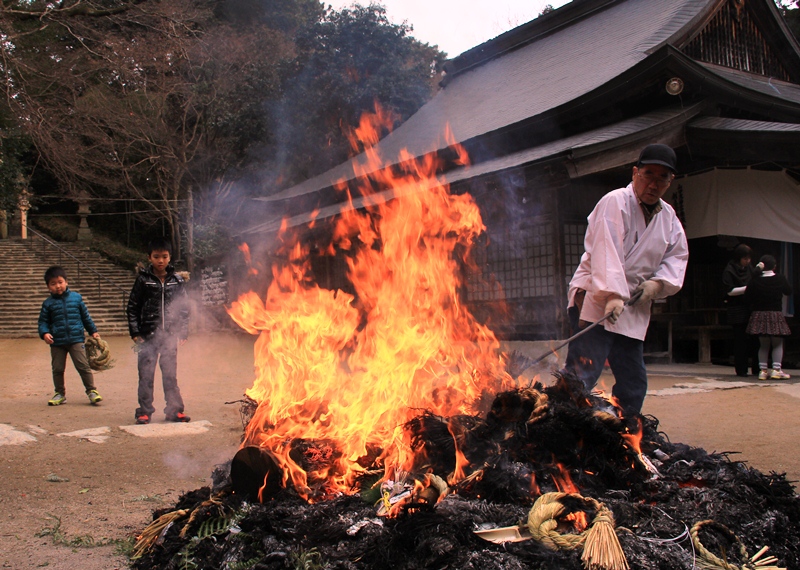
left=327, top=0, right=572, bottom=58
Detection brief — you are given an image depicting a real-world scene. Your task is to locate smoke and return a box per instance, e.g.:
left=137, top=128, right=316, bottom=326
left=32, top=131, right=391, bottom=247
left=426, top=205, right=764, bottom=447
left=162, top=448, right=234, bottom=481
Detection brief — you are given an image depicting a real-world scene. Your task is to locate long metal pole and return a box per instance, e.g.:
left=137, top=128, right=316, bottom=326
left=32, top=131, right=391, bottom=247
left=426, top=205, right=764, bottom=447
left=522, top=289, right=644, bottom=376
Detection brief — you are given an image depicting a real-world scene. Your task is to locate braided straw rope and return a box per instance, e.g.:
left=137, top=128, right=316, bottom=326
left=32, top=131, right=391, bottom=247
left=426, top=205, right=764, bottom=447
left=85, top=336, right=114, bottom=370
left=521, top=388, right=549, bottom=424
left=131, top=509, right=189, bottom=559
left=527, top=491, right=629, bottom=570
left=690, top=520, right=785, bottom=570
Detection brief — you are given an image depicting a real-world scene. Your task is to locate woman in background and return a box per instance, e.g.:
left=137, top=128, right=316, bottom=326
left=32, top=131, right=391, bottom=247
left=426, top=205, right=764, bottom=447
left=722, top=244, right=757, bottom=377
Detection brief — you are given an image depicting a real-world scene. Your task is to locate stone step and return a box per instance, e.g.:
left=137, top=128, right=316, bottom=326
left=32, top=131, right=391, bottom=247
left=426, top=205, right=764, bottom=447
left=0, top=237, right=138, bottom=339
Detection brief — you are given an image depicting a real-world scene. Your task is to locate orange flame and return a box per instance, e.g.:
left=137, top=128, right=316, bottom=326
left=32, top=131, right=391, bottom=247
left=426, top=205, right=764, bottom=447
left=447, top=419, right=470, bottom=486
left=621, top=417, right=643, bottom=455
left=228, top=107, right=515, bottom=501
left=238, top=243, right=259, bottom=276
left=552, top=463, right=589, bottom=531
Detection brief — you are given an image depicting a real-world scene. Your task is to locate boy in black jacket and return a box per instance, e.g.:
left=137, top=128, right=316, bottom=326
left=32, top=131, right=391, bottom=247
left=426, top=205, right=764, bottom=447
left=126, top=239, right=190, bottom=424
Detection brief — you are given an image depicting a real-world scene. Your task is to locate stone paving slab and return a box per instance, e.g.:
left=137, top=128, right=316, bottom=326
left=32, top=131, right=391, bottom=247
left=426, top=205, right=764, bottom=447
left=56, top=426, right=111, bottom=443
left=1, top=420, right=214, bottom=445
left=0, top=423, right=37, bottom=446
left=118, top=419, right=212, bottom=438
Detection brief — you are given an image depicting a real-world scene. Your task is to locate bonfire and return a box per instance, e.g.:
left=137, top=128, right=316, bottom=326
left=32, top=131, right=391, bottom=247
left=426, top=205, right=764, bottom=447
left=132, top=108, right=800, bottom=570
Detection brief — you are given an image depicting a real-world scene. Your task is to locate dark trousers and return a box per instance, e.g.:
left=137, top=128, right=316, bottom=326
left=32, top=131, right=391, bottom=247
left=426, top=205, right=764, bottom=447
left=50, top=342, right=96, bottom=396
left=731, top=323, right=759, bottom=375
left=136, top=332, right=184, bottom=418
left=564, top=307, right=648, bottom=416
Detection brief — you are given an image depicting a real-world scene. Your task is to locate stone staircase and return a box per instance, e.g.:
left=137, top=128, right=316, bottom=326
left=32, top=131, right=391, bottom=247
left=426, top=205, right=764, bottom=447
left=0, top=237, right=137, bottom=338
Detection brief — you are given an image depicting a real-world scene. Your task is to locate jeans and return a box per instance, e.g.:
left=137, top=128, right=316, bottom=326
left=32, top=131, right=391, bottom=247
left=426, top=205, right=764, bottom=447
left=136, top=331, right=185, bottom=418
left=564, top=307, right=648, bottom=416
left=50, top=342, right=96, bottom=396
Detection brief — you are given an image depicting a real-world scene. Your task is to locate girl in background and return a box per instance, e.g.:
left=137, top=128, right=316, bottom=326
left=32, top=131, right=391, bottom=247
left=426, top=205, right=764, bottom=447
left=746, top=255, right=793, bottom=380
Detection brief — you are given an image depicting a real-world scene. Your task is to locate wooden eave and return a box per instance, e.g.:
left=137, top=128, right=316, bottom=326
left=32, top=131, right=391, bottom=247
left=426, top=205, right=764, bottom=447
left=670, top=0, right=800, bottom=83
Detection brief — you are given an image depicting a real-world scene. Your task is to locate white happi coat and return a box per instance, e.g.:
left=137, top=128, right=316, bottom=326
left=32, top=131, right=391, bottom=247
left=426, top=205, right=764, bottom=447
left=568, top=184, right=689, bottom=341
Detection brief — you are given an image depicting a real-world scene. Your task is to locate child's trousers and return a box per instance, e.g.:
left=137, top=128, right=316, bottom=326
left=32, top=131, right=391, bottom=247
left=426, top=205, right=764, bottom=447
left=51, top=342, right=96, bottom=396
left=136, top=331, right=185, bottom=418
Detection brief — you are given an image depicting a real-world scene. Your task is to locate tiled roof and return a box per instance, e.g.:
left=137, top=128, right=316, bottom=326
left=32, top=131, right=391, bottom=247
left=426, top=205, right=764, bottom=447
left=266, top=0, right=710, bottom=202
left=245, top=104, right=702, bottom=235
left=264, top=0, right=800, bottom=204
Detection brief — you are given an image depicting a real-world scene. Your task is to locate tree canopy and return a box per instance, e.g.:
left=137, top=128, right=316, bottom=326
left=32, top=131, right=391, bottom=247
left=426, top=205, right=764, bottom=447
left=0, top=0, right=444, bottom=256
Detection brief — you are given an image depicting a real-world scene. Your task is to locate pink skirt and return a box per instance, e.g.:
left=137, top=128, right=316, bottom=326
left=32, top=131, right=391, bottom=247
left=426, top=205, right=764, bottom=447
left=746, top=311, right=791, bottom=336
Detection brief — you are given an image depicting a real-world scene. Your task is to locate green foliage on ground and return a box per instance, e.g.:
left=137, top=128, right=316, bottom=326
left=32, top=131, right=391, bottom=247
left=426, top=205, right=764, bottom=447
left=36, top=514, right=132, bottom=550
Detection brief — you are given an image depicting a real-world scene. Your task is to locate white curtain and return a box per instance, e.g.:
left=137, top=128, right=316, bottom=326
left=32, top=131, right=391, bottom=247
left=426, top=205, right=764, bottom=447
left=670, top=168, right=800, bottom=244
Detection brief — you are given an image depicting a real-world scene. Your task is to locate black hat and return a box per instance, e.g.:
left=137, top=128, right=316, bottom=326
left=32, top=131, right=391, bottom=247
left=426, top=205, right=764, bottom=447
left=637, top=144, right=677, bottom=172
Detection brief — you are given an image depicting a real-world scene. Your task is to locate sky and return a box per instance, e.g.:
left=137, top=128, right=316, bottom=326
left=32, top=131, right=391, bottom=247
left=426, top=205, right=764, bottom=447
left=327, top=0, right=572, bottom=58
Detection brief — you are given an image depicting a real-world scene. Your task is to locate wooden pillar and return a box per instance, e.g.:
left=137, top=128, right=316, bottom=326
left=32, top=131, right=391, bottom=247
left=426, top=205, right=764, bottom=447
left=541, top=165, right=572, bottom=339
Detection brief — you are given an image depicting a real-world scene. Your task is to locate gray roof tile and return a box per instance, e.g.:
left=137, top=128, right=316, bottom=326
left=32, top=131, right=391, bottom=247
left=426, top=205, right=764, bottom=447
left=270, top=0, right=710, bottom=202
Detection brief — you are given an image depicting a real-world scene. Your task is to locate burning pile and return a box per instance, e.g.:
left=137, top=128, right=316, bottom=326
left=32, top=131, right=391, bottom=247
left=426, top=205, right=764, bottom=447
left=224, top=107, right=513, bottom=503
left=132, top=374, right=800, bottom=570
left=132, top=109, right=800, bottom=569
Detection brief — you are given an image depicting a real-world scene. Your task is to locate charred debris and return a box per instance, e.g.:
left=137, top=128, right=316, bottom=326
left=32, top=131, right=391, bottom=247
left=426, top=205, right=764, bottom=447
left=132, top=367, right=800, bottom=570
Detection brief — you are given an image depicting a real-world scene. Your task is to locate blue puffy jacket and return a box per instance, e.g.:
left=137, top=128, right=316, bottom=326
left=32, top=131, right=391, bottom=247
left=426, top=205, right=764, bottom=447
left=38, top=288, right=98, bottom=346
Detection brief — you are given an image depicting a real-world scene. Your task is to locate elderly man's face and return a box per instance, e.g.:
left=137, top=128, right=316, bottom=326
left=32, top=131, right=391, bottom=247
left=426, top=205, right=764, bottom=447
left=632, top=164, right=674, bottom=205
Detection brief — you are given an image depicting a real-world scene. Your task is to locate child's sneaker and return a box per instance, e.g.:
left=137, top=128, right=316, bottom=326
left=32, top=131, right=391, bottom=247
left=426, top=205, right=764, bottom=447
left=757, top=369, right=769, bottom=381
left=48, top=393, right=66, bottom=406
left=770, top=369, right=791, bottom=380
left=135, top=414, right=150, bottom=425
left=87, top=390, right=103, bottom=405
left=167, top=412, right=191, bottom=423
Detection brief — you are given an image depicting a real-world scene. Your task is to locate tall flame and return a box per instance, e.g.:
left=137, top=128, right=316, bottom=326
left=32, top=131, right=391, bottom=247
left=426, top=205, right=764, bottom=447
left=228, top=106, right=514, bottom=500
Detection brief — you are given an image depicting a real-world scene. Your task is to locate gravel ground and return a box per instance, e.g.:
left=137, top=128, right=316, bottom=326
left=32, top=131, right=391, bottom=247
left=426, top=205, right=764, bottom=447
left=1, top=334, right=797, bottom=569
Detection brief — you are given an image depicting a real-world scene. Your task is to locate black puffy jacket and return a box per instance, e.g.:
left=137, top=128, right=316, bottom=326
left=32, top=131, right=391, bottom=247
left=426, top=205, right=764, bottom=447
left=126, top=265, right=189, bottom=339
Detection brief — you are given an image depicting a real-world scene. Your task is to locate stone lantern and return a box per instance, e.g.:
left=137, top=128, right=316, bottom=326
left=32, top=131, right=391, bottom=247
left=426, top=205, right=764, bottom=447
left=18, top=187, right=31, bottom=240
left=76, top=191, right=93, bottom=241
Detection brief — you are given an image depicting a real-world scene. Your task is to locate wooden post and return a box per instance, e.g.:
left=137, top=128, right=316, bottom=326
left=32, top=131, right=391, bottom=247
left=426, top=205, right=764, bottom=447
left=186, top=186, right=195, bottom=274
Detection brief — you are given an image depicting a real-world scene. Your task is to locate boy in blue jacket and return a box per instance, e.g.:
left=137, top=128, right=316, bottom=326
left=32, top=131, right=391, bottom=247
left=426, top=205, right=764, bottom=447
left=38, top=266, right=103, bottom=406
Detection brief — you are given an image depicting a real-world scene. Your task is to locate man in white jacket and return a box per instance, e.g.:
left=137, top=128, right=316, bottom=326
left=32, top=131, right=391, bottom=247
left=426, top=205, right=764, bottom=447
left=564, top=144, right=689, bottom=416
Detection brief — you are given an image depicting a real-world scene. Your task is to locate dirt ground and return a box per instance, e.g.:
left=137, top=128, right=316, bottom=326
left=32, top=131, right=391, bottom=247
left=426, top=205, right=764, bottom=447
left=1, top=334, right=798, bottom=570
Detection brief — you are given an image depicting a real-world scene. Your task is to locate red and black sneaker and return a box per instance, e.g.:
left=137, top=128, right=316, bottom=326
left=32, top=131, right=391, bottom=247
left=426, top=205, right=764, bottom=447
left=135, top=414, right=150, bottom=425
left=168, top=412, right=191, bottom=423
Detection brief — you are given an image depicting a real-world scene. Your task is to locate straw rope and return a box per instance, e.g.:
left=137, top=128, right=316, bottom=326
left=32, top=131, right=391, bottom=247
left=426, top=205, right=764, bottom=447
left=131, top=509, right=189, bottom=559
left=522, top=388, right=549, bottom=424
left=690, top=520, right=786, bottom=570
left=527, top=491, right=629, bottom=570
left=84, top=336, right=114, bottom=370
